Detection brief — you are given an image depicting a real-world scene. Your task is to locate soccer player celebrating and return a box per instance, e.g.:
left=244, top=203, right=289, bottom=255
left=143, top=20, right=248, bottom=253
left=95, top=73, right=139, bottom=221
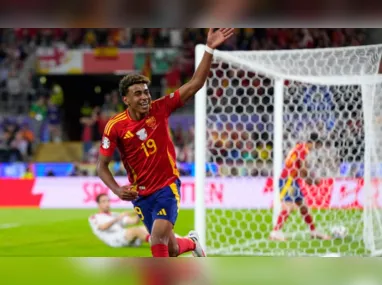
left=97, top=28, right=235, bottom=257
left=89, top=193, right=151, bottom=248
left=269, top=133, right=331, bottom=241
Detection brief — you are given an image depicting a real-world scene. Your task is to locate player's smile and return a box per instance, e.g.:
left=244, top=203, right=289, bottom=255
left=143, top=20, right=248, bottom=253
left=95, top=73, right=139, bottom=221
left=139, top=101, right=150, bottom=111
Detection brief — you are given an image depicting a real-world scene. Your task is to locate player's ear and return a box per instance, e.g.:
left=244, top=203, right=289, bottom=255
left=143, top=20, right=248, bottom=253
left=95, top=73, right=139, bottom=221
left=121, top=95, right=129, bottom=106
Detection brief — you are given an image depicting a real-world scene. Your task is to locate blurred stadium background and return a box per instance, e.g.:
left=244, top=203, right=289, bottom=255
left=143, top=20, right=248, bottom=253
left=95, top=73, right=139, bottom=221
left=2, top=28, right=379, bottom=176
left=0, top=28, right=381, bottom=257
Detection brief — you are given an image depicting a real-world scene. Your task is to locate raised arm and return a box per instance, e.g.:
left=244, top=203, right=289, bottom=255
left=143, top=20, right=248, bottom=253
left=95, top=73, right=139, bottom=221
left=179, top=28, right=234, bottom=104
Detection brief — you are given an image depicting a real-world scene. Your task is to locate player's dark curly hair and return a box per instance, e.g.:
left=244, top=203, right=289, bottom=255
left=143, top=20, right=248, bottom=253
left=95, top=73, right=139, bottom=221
left=119, top=74, right=151, bottom=97
left=95, top=193, right=108, bottom=204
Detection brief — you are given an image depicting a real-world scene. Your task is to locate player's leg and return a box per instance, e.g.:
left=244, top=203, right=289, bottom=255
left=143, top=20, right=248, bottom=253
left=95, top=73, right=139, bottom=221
left=150, top=219, right=172, bottom=257
left=275, top=201, right=294, bottom=230
left=124, top=226, right=151, bottom=245
left=294, top=181, right=331, bottom=240
left=132, top=196, right=155, bottom=244
left=149, top=182, right=179, bottom=257
left=167, top=229, right=204, bottom=257
left=296, top=200, right=315, bottom=232
left=185, top=230, right=206, bottom=257
left=167, top=181, right=204, bottom=257
left=294, top=180, right=316, bottom=232
left=270, top=178, right=295, bottom=241
left=152, top=180, right=203, bottom=257
left=102, top=232, right=128, bottom=248
left=296, top=201, right=331, bottom=240
left=270, top=201, right=294, bottom=241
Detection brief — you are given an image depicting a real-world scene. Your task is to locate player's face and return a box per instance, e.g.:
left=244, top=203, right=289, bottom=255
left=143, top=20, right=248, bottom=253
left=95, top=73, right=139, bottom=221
left=123, top=83, right=151, bottom=114
left=98, top=196, right=110, bottom=212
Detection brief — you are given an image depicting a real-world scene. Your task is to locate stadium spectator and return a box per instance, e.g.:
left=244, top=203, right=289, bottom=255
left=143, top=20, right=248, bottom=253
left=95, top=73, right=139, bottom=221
left=80, top=114, right=95, bottom=162
left=69, top=164, right=82, bottom=176
left=164, top=61, right=182, bottom=95
left=87, top=142, right=101, bottom=164
left=110, top=90, right=125, bottom=114
left=29, top=96, right=47, bottom=143
left=9, top=131, right=29, bottom=161
left=47, top=97, right=62, bottom=142
left=22, top=166, right=34, bottom=179
left=49, top=82, right=64, bottom=107
left=101, top=91, right=124, bottom=116
left=80, top=100, right=93, bottom=117
left=46, top=169, right=56, bottom=176
left=93, top=107, right=109, bottom=141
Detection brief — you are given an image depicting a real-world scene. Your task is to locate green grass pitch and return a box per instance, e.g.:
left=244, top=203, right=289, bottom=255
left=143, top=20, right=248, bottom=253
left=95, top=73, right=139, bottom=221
left=0, top=208, right=366, bottom=257
left=0, top=208, right=194, bottom=257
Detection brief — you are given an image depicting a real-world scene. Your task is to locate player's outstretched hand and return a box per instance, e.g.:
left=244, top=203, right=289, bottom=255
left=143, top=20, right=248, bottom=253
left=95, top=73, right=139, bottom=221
left=206, top=28, right=235, bottom=49
left=118, top=185, right=138, bottom=201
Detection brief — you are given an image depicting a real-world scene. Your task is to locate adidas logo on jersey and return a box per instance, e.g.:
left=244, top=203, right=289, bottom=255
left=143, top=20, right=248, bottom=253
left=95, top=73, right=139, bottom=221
left=124, top=131, right=134, bottom=139
left=157, top=209, right=167, bottom=216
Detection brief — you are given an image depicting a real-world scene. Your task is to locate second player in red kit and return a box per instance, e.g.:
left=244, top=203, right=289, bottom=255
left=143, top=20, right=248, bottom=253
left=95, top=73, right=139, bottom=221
left=97, top=28, right=235, bottom=257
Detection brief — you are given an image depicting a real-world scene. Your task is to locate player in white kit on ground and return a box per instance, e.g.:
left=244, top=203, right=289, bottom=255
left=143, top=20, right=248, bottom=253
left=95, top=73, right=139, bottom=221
left=89, top=193, right=151, bottom=247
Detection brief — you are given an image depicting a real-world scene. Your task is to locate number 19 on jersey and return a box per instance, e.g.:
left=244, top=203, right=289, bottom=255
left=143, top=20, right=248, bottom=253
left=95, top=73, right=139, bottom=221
left=141, top=139, right=157, bottom=157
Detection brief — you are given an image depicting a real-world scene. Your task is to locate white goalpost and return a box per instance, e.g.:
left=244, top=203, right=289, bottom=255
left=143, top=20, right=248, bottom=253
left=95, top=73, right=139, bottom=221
left=194, top=43, right=382, bottom=256
left=195, top=44, right=208, bottom=249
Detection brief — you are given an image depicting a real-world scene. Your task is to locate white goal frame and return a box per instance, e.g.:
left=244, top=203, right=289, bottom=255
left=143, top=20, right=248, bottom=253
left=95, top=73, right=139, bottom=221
left=194, top=43, right=382, bottom=256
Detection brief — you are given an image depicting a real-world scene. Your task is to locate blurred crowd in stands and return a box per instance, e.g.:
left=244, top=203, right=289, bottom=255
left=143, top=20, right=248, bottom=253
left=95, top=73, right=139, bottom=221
left=0, top=28, right=370, bottom=90
left=5, top=28, right=369, bottom=50
left=0, top=117, right=34, bottom=163
left=79, top=90, right=123, bottom=163
left=0, top=28, right=375, bottom=178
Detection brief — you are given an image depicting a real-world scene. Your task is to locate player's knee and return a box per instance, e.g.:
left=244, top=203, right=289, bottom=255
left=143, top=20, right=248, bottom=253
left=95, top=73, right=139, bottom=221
left=124, top=231, right=135, bottom=243
left=151, top=219, right=173, bottom=245
left=150, top=233, right=169, bottom=245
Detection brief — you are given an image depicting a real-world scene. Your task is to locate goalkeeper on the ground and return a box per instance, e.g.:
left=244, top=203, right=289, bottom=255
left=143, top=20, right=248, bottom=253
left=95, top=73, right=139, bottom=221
left=269, top=133, right=331, bottom=241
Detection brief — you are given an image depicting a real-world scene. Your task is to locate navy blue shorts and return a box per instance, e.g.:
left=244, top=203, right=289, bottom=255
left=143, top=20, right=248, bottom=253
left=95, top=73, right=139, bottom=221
left=132, top=179, right=181, bottom=234
left=279, top=177, right=304, bottom=203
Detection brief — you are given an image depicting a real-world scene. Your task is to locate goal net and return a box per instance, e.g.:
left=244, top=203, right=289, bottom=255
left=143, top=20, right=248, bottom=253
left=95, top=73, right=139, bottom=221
left=194, top=44, right=382, bottom=256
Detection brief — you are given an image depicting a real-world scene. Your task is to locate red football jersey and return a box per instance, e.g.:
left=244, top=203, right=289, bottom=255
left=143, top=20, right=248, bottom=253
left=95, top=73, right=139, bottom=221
left=99, top=90, right=184, bottom=196
left=280, top=143, right=309, bottom=180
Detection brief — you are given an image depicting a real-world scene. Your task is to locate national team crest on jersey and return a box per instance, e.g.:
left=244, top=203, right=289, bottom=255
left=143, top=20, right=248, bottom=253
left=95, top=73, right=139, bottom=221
left=102, top=136, right=110, bottom=149
left=145, top=116, right=157, bottom=129
left=136, top=128, right=147, bottom=141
